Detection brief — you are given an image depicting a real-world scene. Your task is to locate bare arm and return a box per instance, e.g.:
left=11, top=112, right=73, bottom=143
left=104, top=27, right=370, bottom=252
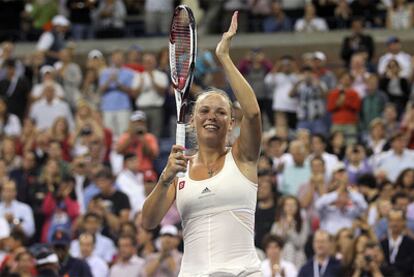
left=216, top=12, right=262, bottom=166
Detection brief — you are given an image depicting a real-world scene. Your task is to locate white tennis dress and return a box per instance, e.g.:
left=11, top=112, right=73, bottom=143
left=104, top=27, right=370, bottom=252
left=176, top=150, right=262, bottom=276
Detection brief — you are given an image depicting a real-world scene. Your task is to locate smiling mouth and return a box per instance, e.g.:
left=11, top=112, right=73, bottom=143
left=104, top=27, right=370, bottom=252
left=203, top=124, right=219, bottom=130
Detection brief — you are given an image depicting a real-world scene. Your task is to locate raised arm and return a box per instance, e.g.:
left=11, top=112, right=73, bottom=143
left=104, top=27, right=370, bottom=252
left=216, top=12, right=262, bottom=164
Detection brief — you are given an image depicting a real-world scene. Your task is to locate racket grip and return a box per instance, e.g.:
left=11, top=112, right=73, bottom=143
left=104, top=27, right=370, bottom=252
left=176, top=123, right=186, bottom=178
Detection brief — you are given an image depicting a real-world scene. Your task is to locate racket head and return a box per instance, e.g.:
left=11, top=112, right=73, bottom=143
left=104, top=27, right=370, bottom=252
left=169, top=4, right=197, bottom=116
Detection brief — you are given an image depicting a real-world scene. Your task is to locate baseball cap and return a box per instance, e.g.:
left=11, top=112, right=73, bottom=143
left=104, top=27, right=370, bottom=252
left=32, top=245, right=59, bottom=266
left=52, top=15, right=70, bottom=27
left=313, top=51, right=326, bottom=61
left=386, top=36, right=400, bottom=45
left=0, top=217, right=10, bottom=240
left=40, top=65, right=55, bottom=76
left=159, top=225, right=178, bottom=237
left=50, top=229, right=71, bottom=246
left=130, top=110, right=147, bottom=122
left=332, top=162, right=346, bottom=173
left=88, top=49, right=103, bottom=59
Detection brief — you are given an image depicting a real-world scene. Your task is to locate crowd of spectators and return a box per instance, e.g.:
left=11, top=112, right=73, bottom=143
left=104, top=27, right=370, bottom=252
left=0, top=1, right=413, bottom=277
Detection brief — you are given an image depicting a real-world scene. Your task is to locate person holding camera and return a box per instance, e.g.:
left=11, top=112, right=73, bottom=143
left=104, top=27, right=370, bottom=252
left=115, top=110, right=159, bottom=174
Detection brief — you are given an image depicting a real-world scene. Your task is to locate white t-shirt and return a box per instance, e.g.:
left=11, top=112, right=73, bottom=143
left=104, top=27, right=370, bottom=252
left=294, top=18, right=328, bottom=32
left=261, top=259, right=298, bottom=277
left=2, top=114, right=21, bottom=137
left=378, top=51, right=412, bottom=78
left=265, top=72, right=299, bottom=112
left=133, top=70, right=169, bottom=108
left=36, top=32, right=54, bottom=51
left=116, top=169, right=146, bottom=216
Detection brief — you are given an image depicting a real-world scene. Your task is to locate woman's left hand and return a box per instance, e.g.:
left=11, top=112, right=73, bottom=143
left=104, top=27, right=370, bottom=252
left=216, top=11, right=238, bottom=59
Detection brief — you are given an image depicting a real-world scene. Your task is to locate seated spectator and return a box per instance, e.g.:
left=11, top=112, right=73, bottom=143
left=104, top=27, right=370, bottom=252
left=350, top=53, right=371, bottom=98
left=261, top=234, right=297, bottom=277
left=70, top=212, right=116, bottom=263
left=144, top=225, right=182, bottom=276
left=116, top=111, right=159, bottom=174
left=380, top=209, right=414, bottom=276
left=365, top=119, right=389, bottom=158
left=312, top=51, right=336, bottom=91
left=386, top=0, right=414, bottom=30
left=264, top=136, right=289, bottom=174
left=30, top=65, right=65, bottom=102
left=51, top=229, right=92, bottom=277
left=31, top=245, right=60, bottom=277
left=48, top=117, right=72, bottom=162
left=0, top=180, right=35, bottom=239
left=378, top=36, right=412, bottom=79
left=81, top=50, right=105, bottom=110
left=395, top=168, right=414, bottom=200
left=315, top=167, right=367, bottom=235
left=1, top=137, right=22, bottom=172
left=326, top=131, right=347, bottom=160
left=0, top=97, right=21, bottom=138
left=78, top=232, right=109, bottom=277
left=294, top=3, right=328, bottom=33
left=334, top=228, right=354, bottom=272
left=308, top=134, right=339, bottom=181
left=29, top=82, right=74, bottom=131
left=92, top=0, right=126, bottom=38
left=344, top=144, right=372, bottom=185
left=109, top=234, right=145, bottom=277
left=298, top=229, right=343, bottom=277
left=270, top=196, right=308, bottom=267
left=4, top=249, right=35, bottom=277
left=263, top=1, right=292, bottom=32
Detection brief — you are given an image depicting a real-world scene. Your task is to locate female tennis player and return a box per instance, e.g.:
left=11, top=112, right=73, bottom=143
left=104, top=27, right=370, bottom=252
left=142, top=11, right=262, bottom=276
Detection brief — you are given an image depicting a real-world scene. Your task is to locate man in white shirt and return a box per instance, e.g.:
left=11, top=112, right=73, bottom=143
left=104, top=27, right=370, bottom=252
left=0, top=180, right=35, bottom=238
left=79, top=232, right=109, bottom=277
left=116, top=153, right=146, bottom=216
left=110, top=234, right=145, bottom=277
left=132, top=53, right=168, bottom=137
left=29, top=81, right=74, bottom=131
left=307, top=134, right=339, bottom=182
left=377, top=36, right=412, bottom=78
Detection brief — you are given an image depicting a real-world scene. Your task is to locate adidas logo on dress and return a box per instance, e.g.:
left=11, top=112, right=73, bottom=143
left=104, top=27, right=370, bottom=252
left=202, top=187, right=211, bottom=194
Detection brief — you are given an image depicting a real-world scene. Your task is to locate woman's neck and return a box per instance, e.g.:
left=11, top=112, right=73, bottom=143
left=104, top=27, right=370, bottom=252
left=197, top=145, right=227, bottom=165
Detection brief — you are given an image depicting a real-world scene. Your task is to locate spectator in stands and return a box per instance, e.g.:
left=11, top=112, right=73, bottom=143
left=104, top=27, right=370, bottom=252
left=82, top=50, right=105, bottom=110
left=36, top=15, right=70, bottom=65
left=386, top=0, right=414, bottom=30
left=0, top=42, right=25, bottom=81
left=378, top=36, right=412, bottom=79
left=350, top=53, right=371, bottom=98
left=22, top=0, right=58, bottom=40
left=32, top=245, right=59, bottom=277
left=255, top=169, right=278, bottom=248
left=144, top=225, right=182, bottom=276
left=92, top=0, right=126, bottom=38
left=51, top=229, right=92, bottom=277
left=270, top=196, right=308, bottom=267
left=279, top=140, right=311, bottom=196
left=312, top=51, right=336, bottom=91
left=0, top=180, right=35, bottom=239
left=116, top=111, right=159, bottom=174
left=350, top=0, right=382, bottom=27
left=379, top=59, right=410, bottom=117
left=265, top=55, right=299, bottom=130
left=78, top=232, right=109, bottom=277
left=298, top=229, right=343, bottom=277
left=401, top=104, right=414, bottom=150
left=98, top=49, right=134, bottom=137
left=0, top=59, right=31, bottom=121
left=315, top=166, right=367, bottom=234
left=263, top=1, right=292, bottom=33
left=308, top=134, right=339, bottom=181
left=340, top=17, right=374, bottom=67
left=374, top=132, right=414, bottom=183
left=381, top=103, right=399, bottom=140
left=380, top=209, right=414, bottom=276
left=327, top=72, right=361, bottom=145
left=326, top=131, right=347, bottom=160
left=261, top=234, right=298, bottom=277
left=3, top=249, right=35, bottom=277
left=132, top=53, right=168, bottom=137
left=264, top=135, right=288, bottom=173
left=29, top=81, right=74, bottom=131
left=344, top=144, right=372, bottom=185
left=54, top=48, right=82, bottom=109
left=125, top=44, right=144, bottom=73
left=279, top=0, right=305, bottom=20
left=109, top=234, right=145, bottom=277
left=1, top=137, right=21, bottom=172
left=294, top=3, right=328, bottom=33
left=395, top=168, right=414, bottom=201
left=116, top=153, right=146, bottom=216
left=365, top=118, right=389, bottom=158
left=290, top=66, right=328, bottom=136
left=144, top=0, right=173, bottom=35
left=238, top=48, right=273, bottom=127
left=70, top=212, right=116, bottom=263
left=67, top=0, right=97, bottom=40
left=334, top=0, right=352, bottom=29
left=30, top=65, right=65, bottom=102
left=0, top=97, right=21, bottom=138
left=334, top=228, right=354, bottom=272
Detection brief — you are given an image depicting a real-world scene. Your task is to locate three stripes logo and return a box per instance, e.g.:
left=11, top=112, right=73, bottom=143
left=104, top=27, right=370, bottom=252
left=201, top=187, right=211, bottom=194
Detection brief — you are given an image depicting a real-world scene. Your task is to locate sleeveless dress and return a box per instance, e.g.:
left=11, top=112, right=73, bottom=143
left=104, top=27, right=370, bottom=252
left=176, top=150, right=262, bottom=276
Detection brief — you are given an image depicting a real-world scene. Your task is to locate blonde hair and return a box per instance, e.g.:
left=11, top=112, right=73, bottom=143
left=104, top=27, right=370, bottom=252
left=193, top=88, right=233, bottom=117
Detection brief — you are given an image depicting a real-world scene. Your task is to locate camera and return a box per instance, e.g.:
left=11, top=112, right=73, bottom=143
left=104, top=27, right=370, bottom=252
left=135, top=127, right=145, bottom=135
left=364, top=255, right=373, bottom=263
left=80, top=126, right=93, bottom=136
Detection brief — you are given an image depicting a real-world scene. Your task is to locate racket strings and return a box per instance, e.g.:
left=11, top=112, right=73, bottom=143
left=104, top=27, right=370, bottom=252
left=171, top=11, right=192, bottom=85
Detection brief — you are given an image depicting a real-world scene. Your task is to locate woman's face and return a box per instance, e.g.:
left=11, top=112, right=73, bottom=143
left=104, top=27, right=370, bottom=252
left=332, top=132, right=344, bottom=147
left=284, top=198, right=298, bottom=216
left=402, top=170, right=414, bottom=187
left=194, top=93, right=232, bottom=146
left=265, top=242, right=281, bottom=260
left=56, top=118, right=67, bottom=132
left=46, top=160, right=59, bottom=175
left=337, top=229, right=353, bottom=250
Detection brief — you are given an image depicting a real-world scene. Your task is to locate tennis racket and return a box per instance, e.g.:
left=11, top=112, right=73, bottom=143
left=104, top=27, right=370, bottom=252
left=169, top=5, right=197, bottom=177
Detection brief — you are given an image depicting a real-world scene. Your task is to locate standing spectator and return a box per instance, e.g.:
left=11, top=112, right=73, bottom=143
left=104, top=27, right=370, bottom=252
left=265, top=55, right=299, bottom=130
left=0, top=59, right=31, bottom=122
left=312, top=51, right=336, bottom=91
left=98, top=49, right=134, bottom=137
left=308, top=134, right=339, bottom=182
left=263, top=1, right=293, bottom=32
left=294, top=3, right=328, bottom=32
left=144, top=225, right=182, bottom=276
left=78, top=232, right=109, bottom=277
left=36, top=15, right=70, bottom=65
left=298, top=230, right=343, bottom=277
left=315, top=172, right=367, bottom=235
left=378, top=36, right=412, bottom=79
left=30, top=65, right=65, bottom=102
left=82, top=50, right=106, bottom=110
left=66, top=0, right=96, bottom=40
left=0, top=180, right=35, bottom=239
left=379, top=59, right=410, bottom=117
left=132, top=53, right=168, bottom=137
left=340, top=17, right=374, bottom=67
left=290, top=66, right=328, bottom=136
left=261, top=234, right=298, bottom=277
left=270, top=196, right=309, bottom=267
left=110, top=234, right=145, bottom=277
left=23, top=0, right=58, bottom=40
left=344, top=144, right=372, bottom=185
left=349, top=53, right=371, bottom=98
left=386, top=0, right=414, bottom=30
left=327, top=72, right=361, bottom=145
left=144, top=0, right=173, bottom=35
left=92, top=0, right=126, bottom=38
left=116, top=111, right=159, bottom=174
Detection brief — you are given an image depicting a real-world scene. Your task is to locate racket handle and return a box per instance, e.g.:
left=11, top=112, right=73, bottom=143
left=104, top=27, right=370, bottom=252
left=176, top=123, right=186, bottom=178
